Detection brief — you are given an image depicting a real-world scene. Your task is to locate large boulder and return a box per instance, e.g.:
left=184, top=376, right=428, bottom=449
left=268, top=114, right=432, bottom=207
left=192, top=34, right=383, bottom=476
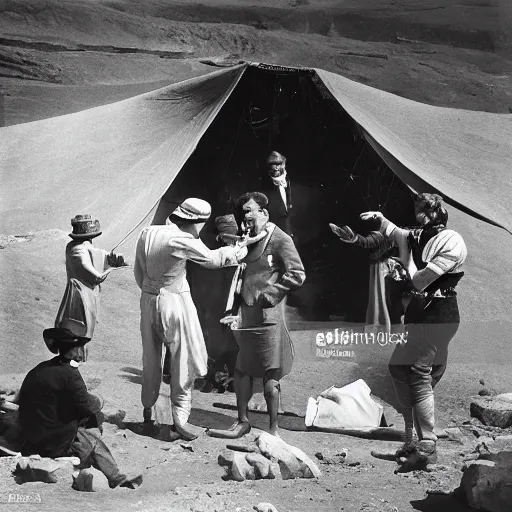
left=460, top=451, right=512, bottom=512
left=470, top=396, right=512, bottom=429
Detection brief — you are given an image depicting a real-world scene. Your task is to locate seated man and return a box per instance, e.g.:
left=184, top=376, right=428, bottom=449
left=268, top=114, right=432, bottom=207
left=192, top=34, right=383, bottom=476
left=17, top=322, right=142, bottom=489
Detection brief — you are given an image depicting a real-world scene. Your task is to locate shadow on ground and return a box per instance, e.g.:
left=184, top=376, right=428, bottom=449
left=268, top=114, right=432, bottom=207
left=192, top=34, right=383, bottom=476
left=411, top=491, right=473, bottom=512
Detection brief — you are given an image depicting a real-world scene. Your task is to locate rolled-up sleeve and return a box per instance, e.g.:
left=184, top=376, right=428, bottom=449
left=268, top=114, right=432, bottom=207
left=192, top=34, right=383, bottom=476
left=424, top=230, right=467, bottom=275
left=380, top=219, right=416, bottom=275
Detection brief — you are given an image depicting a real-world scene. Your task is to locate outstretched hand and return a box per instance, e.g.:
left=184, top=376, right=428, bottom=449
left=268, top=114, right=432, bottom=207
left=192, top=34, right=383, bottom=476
left=360, top=211, right=383, bottom=222
left=329, top=223, right=356, bottom=243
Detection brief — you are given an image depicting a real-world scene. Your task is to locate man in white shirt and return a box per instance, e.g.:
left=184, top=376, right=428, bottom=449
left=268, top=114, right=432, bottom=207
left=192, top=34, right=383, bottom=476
left=134, top=198, right=246, bottom=441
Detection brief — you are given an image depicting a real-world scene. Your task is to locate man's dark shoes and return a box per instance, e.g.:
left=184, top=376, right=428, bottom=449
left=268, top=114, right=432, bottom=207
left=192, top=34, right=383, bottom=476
left=395, top=440, right=437, bottom=473
left=111, top=473, right=143, bottom=489
left=371, top=440, right=417, bottom=462
left=119, top=474, right=143, bottom=489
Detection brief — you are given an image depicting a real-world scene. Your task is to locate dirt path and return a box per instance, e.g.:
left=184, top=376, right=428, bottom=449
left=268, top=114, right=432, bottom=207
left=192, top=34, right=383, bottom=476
left=0, top=359, right=481, bottom=512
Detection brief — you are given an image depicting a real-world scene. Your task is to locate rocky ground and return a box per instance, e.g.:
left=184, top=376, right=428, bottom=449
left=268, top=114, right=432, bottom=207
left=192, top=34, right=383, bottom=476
left=2, top=358, right=512, bottom=512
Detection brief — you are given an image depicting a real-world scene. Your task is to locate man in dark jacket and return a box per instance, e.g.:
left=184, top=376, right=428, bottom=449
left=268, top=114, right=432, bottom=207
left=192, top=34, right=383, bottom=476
left=261, top=151, right=293, bottom=237
left=18, top=322, right=142, bottom=489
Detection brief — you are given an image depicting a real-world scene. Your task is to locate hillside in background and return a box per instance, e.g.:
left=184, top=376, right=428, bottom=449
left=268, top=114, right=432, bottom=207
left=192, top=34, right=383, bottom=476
left=0, top=0, right=511, bottom=125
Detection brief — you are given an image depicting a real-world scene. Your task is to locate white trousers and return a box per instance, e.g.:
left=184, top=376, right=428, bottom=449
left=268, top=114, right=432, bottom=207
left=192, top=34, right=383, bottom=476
left=140, top=290, right=207, bottom=426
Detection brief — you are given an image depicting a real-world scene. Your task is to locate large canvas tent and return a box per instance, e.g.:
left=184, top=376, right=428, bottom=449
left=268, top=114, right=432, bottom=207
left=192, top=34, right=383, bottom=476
left=1, top=62, right=512, bottom=327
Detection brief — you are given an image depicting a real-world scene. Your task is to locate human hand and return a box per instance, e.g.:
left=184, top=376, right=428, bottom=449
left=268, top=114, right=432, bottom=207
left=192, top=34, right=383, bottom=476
left=220, top=315, right=241, bottom=330
left=360, top=211, right=383, bottom=222
left=234, top=245, right=248, bottom=261
left=329, top=223, right=356, bottom=243
left=107, top=251, right=128, bottom=268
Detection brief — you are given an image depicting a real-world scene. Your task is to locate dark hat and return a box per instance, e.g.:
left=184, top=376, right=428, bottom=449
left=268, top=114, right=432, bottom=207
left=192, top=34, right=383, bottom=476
left=215, top=215, right=238, bottom=236
left=266, top=151, right=286, bottom=165
left=171, top=198, right=211, bottom=222
left=43, top=319, right=90, bottom=354
left=69, top=214, right=102, bottom=240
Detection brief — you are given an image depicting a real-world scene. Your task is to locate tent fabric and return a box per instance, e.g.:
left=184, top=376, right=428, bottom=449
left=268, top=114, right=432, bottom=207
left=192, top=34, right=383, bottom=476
left=0, top=65, right=246, bottom=249
left=1, top=62, right=512, bottom=252
left=315, top=68, right=512, bottom=233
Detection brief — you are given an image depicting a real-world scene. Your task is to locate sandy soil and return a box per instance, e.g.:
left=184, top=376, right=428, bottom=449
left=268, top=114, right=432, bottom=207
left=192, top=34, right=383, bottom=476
left=1, top=1, right=512, bottom=510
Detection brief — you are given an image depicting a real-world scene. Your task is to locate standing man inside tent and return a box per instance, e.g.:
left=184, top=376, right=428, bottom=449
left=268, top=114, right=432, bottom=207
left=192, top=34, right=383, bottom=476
left=261, top=151, right=293, bottom=237
left=134, top=198, right=247, bottom=441
left=207, top=192, right=305, bottom=439
left=260, top=150, right=328, bottom=320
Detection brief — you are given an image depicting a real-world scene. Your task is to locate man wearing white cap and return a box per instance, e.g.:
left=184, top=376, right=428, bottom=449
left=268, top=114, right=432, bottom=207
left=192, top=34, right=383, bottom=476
left=134, top=198, right=247, bottom=440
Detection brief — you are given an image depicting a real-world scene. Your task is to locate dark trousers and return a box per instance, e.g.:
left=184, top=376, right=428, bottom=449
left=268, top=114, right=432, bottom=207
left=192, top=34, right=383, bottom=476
left=388, top=297, right=460, bottom=441
left=69, top=428, right=126, bottom=488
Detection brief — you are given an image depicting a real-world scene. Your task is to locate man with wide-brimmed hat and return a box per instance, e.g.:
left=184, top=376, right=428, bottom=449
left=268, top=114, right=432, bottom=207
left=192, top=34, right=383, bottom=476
left=54, top=214, right=127, bottom=361
left=17, top=321, right=142, bottom=489
left=134, top=198, right=247, bottom=441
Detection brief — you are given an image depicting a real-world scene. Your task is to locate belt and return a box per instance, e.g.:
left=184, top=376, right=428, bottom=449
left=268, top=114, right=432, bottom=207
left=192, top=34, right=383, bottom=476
left=409, top=287, right=457, bottom=299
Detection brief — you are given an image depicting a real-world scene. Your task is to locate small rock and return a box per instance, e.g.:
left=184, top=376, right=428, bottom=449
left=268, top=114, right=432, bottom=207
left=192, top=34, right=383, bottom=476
left=13, top=457, right=75, bottom=484
left=254, top=503, right=278, bottom=512
left=444, top=427, right=464, bottom=444
left=72, top=467, right=109, bottom=492
left=246, top=453, right=277, bottom=479
left=496, top=393, right=512, bottom=403
left=470, top=397, right=512, bottom=429
left=103, top=408, right=126, bottom=427
left=460, top=453, right=512, bottom=511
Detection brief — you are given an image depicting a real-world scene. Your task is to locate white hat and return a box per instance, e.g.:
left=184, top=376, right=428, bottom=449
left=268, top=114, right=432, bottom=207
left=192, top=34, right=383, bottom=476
left=172, top=198, right=211, bottom=222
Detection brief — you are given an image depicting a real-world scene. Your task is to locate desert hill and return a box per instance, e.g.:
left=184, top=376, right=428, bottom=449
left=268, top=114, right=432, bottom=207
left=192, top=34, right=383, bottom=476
left=1, top=0, right=511, bottom=126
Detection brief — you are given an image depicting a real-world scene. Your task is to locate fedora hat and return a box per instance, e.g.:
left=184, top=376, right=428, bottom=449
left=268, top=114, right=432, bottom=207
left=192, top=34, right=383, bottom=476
left=43, top=319, right=90, bottom=354
left=171, top=198, right=211, bottom=223
left=69, top=214, right=102, bottom=240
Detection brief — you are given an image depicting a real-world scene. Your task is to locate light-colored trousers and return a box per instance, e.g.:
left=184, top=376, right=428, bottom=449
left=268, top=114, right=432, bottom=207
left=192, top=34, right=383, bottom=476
left=140, top=290, right=208, bottom=426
